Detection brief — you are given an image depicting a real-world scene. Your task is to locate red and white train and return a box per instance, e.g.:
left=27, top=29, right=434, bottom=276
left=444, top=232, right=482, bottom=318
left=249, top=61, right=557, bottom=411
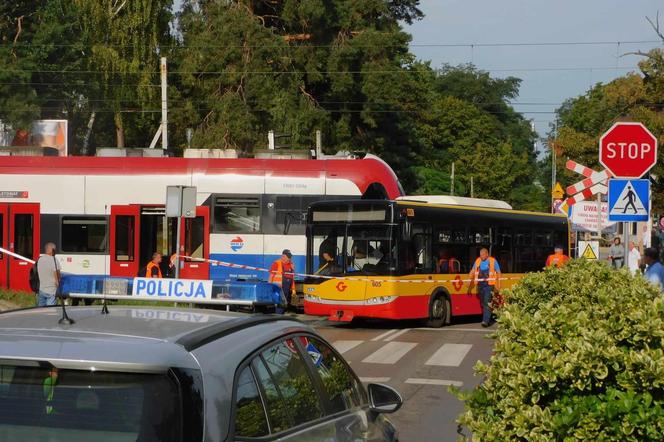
left=0, top=153, right=402, bottom=291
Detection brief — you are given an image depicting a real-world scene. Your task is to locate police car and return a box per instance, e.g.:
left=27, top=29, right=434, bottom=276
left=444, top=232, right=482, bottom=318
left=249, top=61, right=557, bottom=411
left=0, top=304, right=401, bottom=441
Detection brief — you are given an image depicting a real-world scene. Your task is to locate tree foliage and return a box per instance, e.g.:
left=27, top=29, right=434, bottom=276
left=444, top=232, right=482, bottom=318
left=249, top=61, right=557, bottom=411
left=552, top=37, right=664, bottom=211
left=0, top=0, right=546, bottom=209
left=457, top=260, right=664, bottom=441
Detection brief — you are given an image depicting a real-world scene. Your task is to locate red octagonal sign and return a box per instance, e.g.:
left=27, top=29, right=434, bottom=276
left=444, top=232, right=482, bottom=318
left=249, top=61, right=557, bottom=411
left=599, top=122, right=658, bottom=178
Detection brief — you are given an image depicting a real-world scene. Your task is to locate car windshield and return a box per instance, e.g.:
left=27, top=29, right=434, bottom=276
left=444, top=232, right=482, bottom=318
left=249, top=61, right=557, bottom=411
left=0, top=363, right=181, bottom=442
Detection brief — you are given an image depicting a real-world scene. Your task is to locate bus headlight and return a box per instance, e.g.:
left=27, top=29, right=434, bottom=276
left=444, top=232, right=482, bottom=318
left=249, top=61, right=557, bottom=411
left=366, top=296, right=396, bottom=305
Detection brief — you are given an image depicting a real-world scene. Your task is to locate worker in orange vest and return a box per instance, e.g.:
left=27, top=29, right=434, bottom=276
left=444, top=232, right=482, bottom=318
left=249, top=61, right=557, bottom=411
left=468, top=248, right=501, bottom=327
left=144, top=253, right=163, bottom=278
left=269, top=249, right=296, bottom=310
left=545, top=245, right=570, bottom=268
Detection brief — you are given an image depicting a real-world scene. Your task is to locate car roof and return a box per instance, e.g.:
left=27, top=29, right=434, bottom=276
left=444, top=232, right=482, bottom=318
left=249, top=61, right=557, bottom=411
left=0, top=306, right=305, bottom=372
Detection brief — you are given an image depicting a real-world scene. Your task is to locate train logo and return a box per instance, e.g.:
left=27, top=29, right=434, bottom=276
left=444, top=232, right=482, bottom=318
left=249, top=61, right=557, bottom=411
left=230, top=236, right=244, bottom=252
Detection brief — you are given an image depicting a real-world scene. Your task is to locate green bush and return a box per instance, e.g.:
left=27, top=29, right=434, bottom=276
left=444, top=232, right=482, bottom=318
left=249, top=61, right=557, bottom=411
left=456, top=260, right=664, bottom=441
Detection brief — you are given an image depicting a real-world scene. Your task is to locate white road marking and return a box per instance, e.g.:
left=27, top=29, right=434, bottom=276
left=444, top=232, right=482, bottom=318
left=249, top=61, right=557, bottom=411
left=359, top=377, right=391, bottom=383
left=405, top=378, right=463, bottom=387
left=371, top=329, right=399, bottom=341
left=418, top=327, right=493, bottom=333
left=384, top=328, right=411, bottom=342
left=425, top=343, right=473, bottom=367
left=332, top=340, right=364, bottom=354
left=362, top=342, right=418, bottom=364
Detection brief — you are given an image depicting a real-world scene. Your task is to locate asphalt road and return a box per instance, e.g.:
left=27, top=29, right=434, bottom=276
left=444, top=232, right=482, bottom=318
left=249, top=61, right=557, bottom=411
left=304, top=316, right=495, bottom=442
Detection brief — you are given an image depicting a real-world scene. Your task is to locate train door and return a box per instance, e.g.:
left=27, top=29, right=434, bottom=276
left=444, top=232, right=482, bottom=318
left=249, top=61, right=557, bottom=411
left=109, top=205, right=140, bottom=277
left=0, top=204, right=7, bottom=289
left=110, top=204, right=210, bottom=279
left=180, top=206, right=210, bottom=280
left=5, top=203, right=40, bottom=291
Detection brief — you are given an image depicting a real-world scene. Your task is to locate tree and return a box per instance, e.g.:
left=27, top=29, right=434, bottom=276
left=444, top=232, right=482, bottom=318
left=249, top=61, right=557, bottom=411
left=74, top=0, right=173, bottom=149
left=174, top=0, right=427, bottom=188
left=414, top=66, right=545, bottom=210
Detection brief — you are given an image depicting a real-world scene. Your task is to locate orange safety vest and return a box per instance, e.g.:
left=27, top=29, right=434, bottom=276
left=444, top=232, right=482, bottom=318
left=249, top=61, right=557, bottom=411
left=146, top=261, right=163, bottom=278
left=546, top=253, right=569, bottom=268
left=473, top=257, right=498, bottom=286
left=269, top=260, right=295, bottom=294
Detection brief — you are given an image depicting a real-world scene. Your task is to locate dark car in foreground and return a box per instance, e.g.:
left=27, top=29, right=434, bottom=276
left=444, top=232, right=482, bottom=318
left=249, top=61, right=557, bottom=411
left=0, top=306, right=401, bottom=441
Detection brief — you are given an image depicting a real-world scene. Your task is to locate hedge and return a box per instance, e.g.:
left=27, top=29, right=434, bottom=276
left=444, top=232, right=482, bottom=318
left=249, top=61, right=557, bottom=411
left=456, top=259, right=664, bottom=441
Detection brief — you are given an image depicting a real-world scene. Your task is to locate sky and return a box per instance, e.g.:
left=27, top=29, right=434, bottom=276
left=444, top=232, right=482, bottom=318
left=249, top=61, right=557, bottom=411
left=405, top=0, right=663, bottom=152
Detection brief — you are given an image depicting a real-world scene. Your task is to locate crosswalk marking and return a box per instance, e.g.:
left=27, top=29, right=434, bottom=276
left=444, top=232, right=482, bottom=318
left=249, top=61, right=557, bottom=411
left=362, top=342, right=417, bottom=364
left=359, top=377, right=391, bottom=383
left=405, top=378, right=463, bottom=387
left=384, top=328, right=411, bottom=342
left=371, top=329, right=398, bottom=341
left=332, top=340, right=364, bottom=354
left=425, top=343, right=472, bottom=367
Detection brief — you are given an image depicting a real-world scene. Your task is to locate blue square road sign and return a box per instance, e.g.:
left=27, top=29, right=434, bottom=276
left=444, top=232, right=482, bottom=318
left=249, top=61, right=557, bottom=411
left=608, top=179, right=650, bottom=222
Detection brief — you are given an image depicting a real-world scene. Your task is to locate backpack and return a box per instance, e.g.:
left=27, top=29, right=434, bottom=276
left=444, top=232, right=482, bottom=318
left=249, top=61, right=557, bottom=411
left=29, top=258, right=40, bottom=293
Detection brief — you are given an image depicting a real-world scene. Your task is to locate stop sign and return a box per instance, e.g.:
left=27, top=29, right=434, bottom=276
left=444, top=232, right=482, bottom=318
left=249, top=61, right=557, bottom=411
left=599, top=122, right=658, bottom=178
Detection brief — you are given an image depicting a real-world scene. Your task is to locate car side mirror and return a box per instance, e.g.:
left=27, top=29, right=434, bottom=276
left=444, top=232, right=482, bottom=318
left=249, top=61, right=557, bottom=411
left=368, top=383, right=402, bottom=414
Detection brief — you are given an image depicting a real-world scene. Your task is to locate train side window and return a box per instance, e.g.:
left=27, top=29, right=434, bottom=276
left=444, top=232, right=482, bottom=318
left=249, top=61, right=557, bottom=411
left=275, top=196, right=318, bottom=235
left=14, top=214, right=33, bottom=259
left=214, top=197, right=261, bottom=233
left=61, top=217, right=107, bottom=253
left=115, top=215, right=135, bottom=262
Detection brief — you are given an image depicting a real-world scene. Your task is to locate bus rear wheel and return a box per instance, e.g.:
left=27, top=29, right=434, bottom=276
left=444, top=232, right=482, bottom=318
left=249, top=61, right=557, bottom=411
left=425, top=295, right=450, bottom=328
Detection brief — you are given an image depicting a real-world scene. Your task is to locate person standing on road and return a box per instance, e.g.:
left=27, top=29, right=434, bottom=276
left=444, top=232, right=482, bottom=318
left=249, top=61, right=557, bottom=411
left=143, top=253, right=163, bottom=278
left=608, top=237, right=624, bottom=269
left=37, top=242, right=60, bottom=307
left=545, top=245, right=570, bottom=268
left=627, top=241, right=642, bottom=275
left=269, top=249, right=296, bottom=310
left=643, top=247, right=664, bottom=289
left=468, top=248, right=501, bottom=327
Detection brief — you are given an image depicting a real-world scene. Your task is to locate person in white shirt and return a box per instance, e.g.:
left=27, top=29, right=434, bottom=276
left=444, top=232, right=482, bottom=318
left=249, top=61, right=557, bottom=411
left=627, top=241, right=641, bottom=274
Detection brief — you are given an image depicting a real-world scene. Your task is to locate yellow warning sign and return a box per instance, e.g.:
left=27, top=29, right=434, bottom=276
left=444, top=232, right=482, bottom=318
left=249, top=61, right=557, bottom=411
left=581, top=244, right=598, bottom=260
left=552, top=182, right=565, bottom=199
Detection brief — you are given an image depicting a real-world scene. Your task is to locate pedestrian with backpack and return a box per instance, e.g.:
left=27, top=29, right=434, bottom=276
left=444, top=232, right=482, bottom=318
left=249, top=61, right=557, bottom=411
left=36, top=242, right=61, bottom=306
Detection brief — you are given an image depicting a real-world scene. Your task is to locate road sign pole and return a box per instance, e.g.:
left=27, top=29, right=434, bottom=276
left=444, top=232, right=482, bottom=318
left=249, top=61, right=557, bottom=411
left=596, top=193, right=602, bottom=239
left=624, top=222, right=630, bottom=270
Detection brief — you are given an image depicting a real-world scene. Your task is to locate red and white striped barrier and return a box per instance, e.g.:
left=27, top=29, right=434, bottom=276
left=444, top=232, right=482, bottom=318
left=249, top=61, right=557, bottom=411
left=566, top=169, right=611, bottom=195
left=566, top=159, right=595, bottom=177
left=565, top=183, right=608, bottom=205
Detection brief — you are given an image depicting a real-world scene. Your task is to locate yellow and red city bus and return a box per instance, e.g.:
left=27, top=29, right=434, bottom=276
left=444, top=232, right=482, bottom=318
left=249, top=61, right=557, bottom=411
left=303, top=197, right=570, bottom=326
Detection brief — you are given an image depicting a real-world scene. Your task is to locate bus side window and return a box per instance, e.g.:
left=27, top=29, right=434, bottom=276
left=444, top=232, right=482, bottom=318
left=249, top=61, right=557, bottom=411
left=410, top=224, right=432, bottom=274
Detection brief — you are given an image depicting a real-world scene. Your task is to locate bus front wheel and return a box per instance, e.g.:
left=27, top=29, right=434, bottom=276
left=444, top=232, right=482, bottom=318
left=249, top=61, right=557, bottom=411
left=425, top=295, right=450, bottom=328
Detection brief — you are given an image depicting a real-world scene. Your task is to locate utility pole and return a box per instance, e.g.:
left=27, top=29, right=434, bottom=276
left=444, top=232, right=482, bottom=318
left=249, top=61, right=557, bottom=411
left=161, top=57, right=168, bottom=150
left=148, top=57, right=169, bottom=150
left=470, top=176, right=474, bottom=198
left=450, top=162, right=455, bottom=196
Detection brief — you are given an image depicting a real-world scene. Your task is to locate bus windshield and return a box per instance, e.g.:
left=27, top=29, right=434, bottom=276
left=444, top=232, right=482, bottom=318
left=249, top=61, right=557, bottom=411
left=310, top=225, right=396, bottom=276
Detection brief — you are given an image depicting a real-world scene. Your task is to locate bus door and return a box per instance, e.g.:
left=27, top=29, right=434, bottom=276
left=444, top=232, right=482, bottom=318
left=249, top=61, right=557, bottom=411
left=110, top=205, right=140, bottom=277
left=6, top=203, right=40, bottom=291
left=179, top=206, right=210, bottom=280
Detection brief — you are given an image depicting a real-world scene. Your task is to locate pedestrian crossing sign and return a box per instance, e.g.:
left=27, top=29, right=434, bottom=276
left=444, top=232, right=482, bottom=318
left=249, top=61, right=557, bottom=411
left=608, top=179, right=650, bottom=222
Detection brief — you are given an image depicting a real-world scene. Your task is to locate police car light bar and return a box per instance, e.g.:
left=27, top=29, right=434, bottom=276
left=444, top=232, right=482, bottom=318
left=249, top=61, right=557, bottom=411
left=67, top=293, right=263, bottom=308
